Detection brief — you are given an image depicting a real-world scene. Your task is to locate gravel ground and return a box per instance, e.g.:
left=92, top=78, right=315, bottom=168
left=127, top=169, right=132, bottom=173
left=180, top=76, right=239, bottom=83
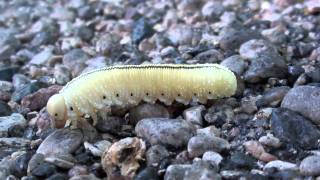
left=0, top=0, right=320, bottom=179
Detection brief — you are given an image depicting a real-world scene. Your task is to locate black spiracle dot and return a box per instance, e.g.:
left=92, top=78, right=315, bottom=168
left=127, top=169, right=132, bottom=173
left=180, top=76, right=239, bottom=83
left=103, top=95, right=106, bottom=99
left=116, top=93, right=119, bottom=97
left=70, top=107, right=73, bottom=111
left=208, top=91, right=212, bottom=94
left=161, top=93, right=164, bottom=96
left=130, top=93, right=133, bottom=96
left=178, top=93, right=181, bottom=96
left=55, top=113, right=58, bottom=116
left=146, top=92, right=149, bottom=96
left=194, top=93, right=197, bottom=96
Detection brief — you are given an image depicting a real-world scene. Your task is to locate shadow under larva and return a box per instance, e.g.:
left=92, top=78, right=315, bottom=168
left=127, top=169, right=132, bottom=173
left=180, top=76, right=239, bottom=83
left=46, top=64, right=237, bottom=128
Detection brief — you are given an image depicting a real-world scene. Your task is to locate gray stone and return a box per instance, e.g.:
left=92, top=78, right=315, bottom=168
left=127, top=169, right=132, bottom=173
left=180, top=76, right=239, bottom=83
left=0, top=66, right=20, bottom=81
left=167, top=25, right=199, bottom=46
left=0, top=138, right=31, bottom=159
left=0, top=80, right=13, bottom=92
left=183, top=105, right=205, bottom=126
left=36, top=129, right=83, bottom=156
left=129, top=104, right=170, bottom=125
left=135, top=167, right=159, bottom=180
left=188, top=134, right=230, bottom=157
left=300, top=155, right=320, bottom=176
left=74, top=26, right=94, bottom=41
left=29, top=48, right=53, bottom=65
left=146, top=145, right=170, bottom=166
left=84, top=140, right=111, bottom=157
left=54, top=65, right=71, bottom=85
left=220, top=55, right=246, bottom=76
left=0, top=100, right=12, bottom=116
left=132, top=17, right=154, bottom=45
left=202, top=151, right=223, bottom=168
left=11, top=81, right=47, bottom=102
left=258, top=134, right=281, bottom=148
left=0, top=113, right=26, bottom=137
left=281, top=85, right=320, bottom=125
left=263, top=160, right=298, bottom=171
left=218, top=25, right=261, bottom=51
left=201, top=1, right=224, bottom=22
left=261, top=25, right=288, bottom=45
left=62, top=49, right=89, bottom=73
left=184, top=160, right=221, bottom=180
left=256, top=86, right=290, bottom=107
left=45, top=153, right=75, bottom=169
left=51, top=6, right=75, bottom=21
left=271, top=108, right=320, bottom=149
left=164, top=164, right=191, bottom=180
left=31, top=162, right=56, bottom=178
left=12, top=74, right=30, bottom=90
left=0, top=29, right=20, bottom=61
left=69, top=174, right=100, bottom=180
left=27, top=153, right=45, bottom=174
left=194, top=49, right=223, bottom=64
left=239, top=39, right=279, bottom=60
left=0, top=156, right=15, bottom=179
left=95, top=33, right=121, bottom=56
left=240, top=39, right=287, bottom=82
left=196, top=126, right=221, bottom=137
left=135, top=118, right=195, bottom=148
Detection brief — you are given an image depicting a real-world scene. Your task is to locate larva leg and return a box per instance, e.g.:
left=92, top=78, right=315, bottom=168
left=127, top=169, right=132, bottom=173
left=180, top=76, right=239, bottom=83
left=89, top=111, right=98, bottom=126
left=65, top=116, right=79, bottom=129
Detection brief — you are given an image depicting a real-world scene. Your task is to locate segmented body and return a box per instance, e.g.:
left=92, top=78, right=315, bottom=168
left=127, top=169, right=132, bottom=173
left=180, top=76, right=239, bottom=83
left=50, top=64, right=237, bottom=127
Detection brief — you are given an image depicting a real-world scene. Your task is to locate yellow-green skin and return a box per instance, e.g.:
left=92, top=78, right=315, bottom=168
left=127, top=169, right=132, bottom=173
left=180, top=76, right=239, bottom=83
left=46, top=64, right=237, bottom=128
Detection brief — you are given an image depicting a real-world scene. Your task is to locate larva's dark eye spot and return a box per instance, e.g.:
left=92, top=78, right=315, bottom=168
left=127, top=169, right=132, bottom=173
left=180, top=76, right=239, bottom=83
left=55, top=113, right=58, bottom=116
left=178, top=93, right=181, bottom=96
left=208, top=91, right=212, bottom=94
left=103, top=96, right=106, bottom=99
left=146, top=93, right=149, bottom=96
left=161, top=93, right=164, bottom=96
left=194, top=93, right=197, bottom=96
left=130, top=93, right=133, bottom=96
left=116, top=93, right=119, bottom=97
left=70, top=107, right=73, bottom=111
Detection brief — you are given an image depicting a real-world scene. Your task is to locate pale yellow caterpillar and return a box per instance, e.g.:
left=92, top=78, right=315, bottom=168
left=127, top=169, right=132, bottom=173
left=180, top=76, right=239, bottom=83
left=46, top=64, right=237, bottom=128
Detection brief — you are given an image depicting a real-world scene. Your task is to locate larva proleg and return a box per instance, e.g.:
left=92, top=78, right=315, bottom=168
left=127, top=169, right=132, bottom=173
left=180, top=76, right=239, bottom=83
left=46, top=64, right=237, bottom=128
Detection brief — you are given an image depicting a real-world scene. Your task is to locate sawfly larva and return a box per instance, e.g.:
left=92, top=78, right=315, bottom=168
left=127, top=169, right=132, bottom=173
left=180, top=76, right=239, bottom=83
left=46, top=64, right=237, bottom=128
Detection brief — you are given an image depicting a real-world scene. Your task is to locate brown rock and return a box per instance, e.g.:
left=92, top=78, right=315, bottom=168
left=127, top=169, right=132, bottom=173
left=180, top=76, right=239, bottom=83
left=101, top=137, right=146, bottom=178
left=244, top=140, right=278, bottom=162
left=21, top=85, right=62, bottom=111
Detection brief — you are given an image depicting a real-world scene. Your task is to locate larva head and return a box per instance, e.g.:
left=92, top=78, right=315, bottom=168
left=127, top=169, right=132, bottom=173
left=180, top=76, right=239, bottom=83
left=46, top=94, right=67, bottom=128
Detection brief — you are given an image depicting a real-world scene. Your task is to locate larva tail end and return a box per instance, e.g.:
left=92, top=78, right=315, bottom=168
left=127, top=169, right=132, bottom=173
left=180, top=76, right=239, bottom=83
left=46, top=94, right=67, bottom=128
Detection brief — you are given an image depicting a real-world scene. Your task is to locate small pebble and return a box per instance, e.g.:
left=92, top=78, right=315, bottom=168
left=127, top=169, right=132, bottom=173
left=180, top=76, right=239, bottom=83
left=202, top=151, right=223, bottom=168
left=36, top=129, right=83, bottom=156
left=31, top=162, right=56, bottom=178
left=101, top=137, right=146, bottom=178
left=188, top=134, right=230, bottom=157
left=135, top=118, right=195, bottom=148
left=244, top=140, right=278, bottom=162
left=271, top=108, right=320, bottom=149
left=44, top=153, right=75, bottom=169
left=146, top=145, right=170, bottom=166
left=0, top=113, right=26, bottom=137
left=259, top=133, right=281, bottom=148
left=129, top=103, right=170, bottom=125
left=164, top=164, right=191, bottom=180
left=184, top=160, right=221, bottom=180
left=220, top=55, right=246, bottom=76
left=183, top=105, right=205, bottom=126
left=300, top=155, right=320, bottom=176
left=281, top=85, right=320, bottom=125
left=263, top=160, right=298, bottom=171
